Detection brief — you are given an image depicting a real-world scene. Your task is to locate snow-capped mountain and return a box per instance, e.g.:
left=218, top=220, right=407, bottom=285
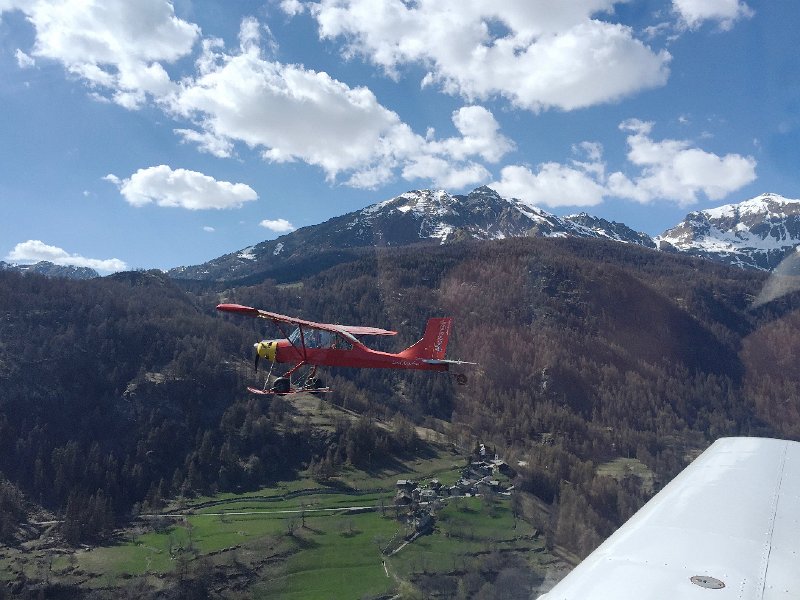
left=657, top=193, right=800, bottom=270
left=0, top=260, right=99, bottom=279
left=169, top=186, right=655, bottom=282
left=564, top=213, right=656, bottom=248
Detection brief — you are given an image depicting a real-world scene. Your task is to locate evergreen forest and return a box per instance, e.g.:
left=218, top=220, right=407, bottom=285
left=2, top=236, right=799, bottom=566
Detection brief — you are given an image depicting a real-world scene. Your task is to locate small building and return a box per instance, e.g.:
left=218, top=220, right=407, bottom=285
left=471, top=462, right=493, bottom=477
left=476, top=477, right=502, bottom=495
left=420, top=489, right=437, bottom=502
left=491, top=459, right=517, bottom=478
left=394, top=491, right=413, bottom=506
left=414, top=513, right=434, bottom=534
left=396, top=479, right=417, bottom=491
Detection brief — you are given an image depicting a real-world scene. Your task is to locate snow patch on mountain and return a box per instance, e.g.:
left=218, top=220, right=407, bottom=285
left=167, top=186, right=658, bottom=281
left=657, top=193, right=800, bottom=270
left=431, top=223, right=454, bottom=242
left=0, top=260, right=99, bottom=279
left=238, top=247, right=257, bottom=260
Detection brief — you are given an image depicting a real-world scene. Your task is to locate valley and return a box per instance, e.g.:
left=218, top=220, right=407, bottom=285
left=0, top=392, right=555, bottom=599
left=3, top=0, right=796, bottom=595
left=2, top=231, right=800, bottom=598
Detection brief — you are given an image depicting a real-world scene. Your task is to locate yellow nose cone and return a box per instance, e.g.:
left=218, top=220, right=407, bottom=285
left=256, top=341, right=277, bottom=362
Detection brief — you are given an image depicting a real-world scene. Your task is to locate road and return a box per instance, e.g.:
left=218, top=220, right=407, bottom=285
left=140, top=504, right=377, bottom=519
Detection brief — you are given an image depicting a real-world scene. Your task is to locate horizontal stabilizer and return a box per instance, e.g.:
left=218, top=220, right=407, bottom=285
left=421, top=359, right=477, bottom=365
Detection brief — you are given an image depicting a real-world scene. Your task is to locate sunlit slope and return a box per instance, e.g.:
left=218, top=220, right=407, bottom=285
left=3, top=235, right=796, bottom=561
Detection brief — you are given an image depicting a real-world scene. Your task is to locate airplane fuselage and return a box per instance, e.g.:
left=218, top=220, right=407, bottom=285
left=262, top=338, right=449, bottom=372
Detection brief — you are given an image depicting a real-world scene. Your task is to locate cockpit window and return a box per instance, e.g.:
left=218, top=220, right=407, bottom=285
left=289, top=326, right=352, bottom=350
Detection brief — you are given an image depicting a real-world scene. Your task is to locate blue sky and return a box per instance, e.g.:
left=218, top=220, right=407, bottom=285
left=1, top=0, right=797, bottom=272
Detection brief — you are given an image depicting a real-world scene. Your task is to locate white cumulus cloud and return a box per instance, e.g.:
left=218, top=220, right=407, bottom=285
left=673, top=0, right=753, bottom=30
left=491, top=163, right=607, bottom=208
left=260, top=218, right=295, bottom=233
left=402, top=157, right=490, bottom=191
left=2, top=4, right=514, bottom=191
left=491, top=120, right=757, bottom=208
left=168, top=19, right=512, bottom=189
left=280, top=0, right=305, bottom=16
left=607, top=119, right=757, bottom=205
left=426, top=105, right=514, bottom=163
left=14, top=48, right=35, bottom=68
left=6, top=240, right=128, bottom=273
left=174, top=128, right=235, bottom=158
left=104, top=165, right=258, bottom=210
left=300, top=0, right=671, bottom=112
left=1, top=0, right=199, bottom=107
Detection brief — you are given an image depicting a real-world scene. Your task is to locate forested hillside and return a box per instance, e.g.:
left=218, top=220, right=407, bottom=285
left=219, top=237, right=800, bottom=555
left=0, top=270, right=304, bottom=543
left=2, top=237, right=799, bottom=558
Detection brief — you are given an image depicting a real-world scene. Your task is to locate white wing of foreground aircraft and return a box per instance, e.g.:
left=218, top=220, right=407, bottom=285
left=539, top=437, right=800, bottom=600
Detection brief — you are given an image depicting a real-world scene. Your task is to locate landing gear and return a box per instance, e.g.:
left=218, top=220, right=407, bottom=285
left=248, top=363, right=331, bottom=396
left=271, top=360, right=308, bottom=393
left=304, top=377, right=324, bottom=390
left=271, top=377, right=291, bottom=394
left=302, top=366, right=325, bottom=392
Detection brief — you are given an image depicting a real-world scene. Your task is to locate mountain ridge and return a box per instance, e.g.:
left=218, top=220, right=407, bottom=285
left=168, top=186, right=655, bottom=282
left=0, top=260, right=99, bottom=280
left=656, top=192, right=800, bottom=270
left=168, top=188, right=800, bottom=282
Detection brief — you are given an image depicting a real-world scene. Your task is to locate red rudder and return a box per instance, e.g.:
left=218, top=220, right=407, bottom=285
left=399, top=318, right=452, bottom=360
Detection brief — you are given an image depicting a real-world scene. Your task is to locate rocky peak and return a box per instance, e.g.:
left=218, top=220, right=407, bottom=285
left=657, top=193, right=800, bottom=270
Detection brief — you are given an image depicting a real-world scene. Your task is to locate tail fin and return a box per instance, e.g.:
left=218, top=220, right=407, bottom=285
left=399, top=318, right=452, bottom=360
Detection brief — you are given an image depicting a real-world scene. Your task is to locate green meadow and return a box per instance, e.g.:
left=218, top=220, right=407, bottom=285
left=3, top=440, right=551, bottom=598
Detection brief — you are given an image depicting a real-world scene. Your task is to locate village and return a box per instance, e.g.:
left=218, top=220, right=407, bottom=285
left=392, top=444, right=517, bottom=542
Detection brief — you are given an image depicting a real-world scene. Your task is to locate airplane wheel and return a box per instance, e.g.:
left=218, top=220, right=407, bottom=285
left=454, top=373, right=468, bottom=385
left=305, top=377, right=324, bottom=390
left=272, top=377, right=291, bottom=393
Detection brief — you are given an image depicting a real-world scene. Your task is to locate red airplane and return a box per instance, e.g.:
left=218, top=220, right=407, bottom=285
left=217, top=303, right=473, bottom=394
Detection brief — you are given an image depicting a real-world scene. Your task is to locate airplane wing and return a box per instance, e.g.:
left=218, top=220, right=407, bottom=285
left=539, top=437, right=800, bottom=600
left=216, top=304, right=398, bottom=336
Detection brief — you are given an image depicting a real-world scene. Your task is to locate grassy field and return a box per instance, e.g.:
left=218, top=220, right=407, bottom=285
left=3, top=453, right=549, bottom=598
left=3, top=396, right=559, bottom=598
left=255, top=510, right=400, bottom=599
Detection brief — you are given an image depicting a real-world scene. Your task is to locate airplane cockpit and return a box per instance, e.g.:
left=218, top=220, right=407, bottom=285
left=288, top=326, right=353, bottom=350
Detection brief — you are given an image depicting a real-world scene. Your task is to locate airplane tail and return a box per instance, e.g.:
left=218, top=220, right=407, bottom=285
left=399, top=318, right=452, bottom=360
